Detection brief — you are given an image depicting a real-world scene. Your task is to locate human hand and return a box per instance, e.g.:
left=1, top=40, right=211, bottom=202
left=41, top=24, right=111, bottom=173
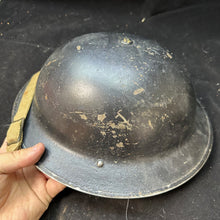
left=0, top=139, right=66, bottom=220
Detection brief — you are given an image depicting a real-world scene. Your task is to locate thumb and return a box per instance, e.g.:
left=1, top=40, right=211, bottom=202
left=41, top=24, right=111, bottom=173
left=0, top=143, right=45, bottom=174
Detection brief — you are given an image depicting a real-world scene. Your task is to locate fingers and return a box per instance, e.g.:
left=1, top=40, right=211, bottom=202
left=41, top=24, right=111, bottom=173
left=0, top=143, right=45, bottom=174
left=46, top=178, right=66, bottom=199
left=0, top=139, right=65, bottom=199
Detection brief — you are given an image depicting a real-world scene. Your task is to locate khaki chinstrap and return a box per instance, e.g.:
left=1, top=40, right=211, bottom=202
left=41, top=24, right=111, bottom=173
left=6, top=71, right=40, bottom=152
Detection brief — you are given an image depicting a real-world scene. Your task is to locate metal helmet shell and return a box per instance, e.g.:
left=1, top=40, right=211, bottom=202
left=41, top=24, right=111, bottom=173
left=13, top=33, right=213, bottom=198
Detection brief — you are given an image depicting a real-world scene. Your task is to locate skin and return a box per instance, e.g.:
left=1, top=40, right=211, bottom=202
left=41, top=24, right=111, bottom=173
left=0, top=139, right=66, bottom=220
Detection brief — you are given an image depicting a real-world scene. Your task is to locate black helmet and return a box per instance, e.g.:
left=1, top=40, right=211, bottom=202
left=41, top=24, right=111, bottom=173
left=12, top=33, right=213, bottom=198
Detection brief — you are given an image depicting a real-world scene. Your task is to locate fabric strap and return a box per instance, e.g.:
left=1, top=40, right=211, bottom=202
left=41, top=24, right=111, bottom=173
left=6, top=71, right=40, bottom=152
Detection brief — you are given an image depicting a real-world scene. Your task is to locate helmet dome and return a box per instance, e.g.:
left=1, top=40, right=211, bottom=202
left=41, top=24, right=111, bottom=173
left=35, top=33, right=195, bottom=159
